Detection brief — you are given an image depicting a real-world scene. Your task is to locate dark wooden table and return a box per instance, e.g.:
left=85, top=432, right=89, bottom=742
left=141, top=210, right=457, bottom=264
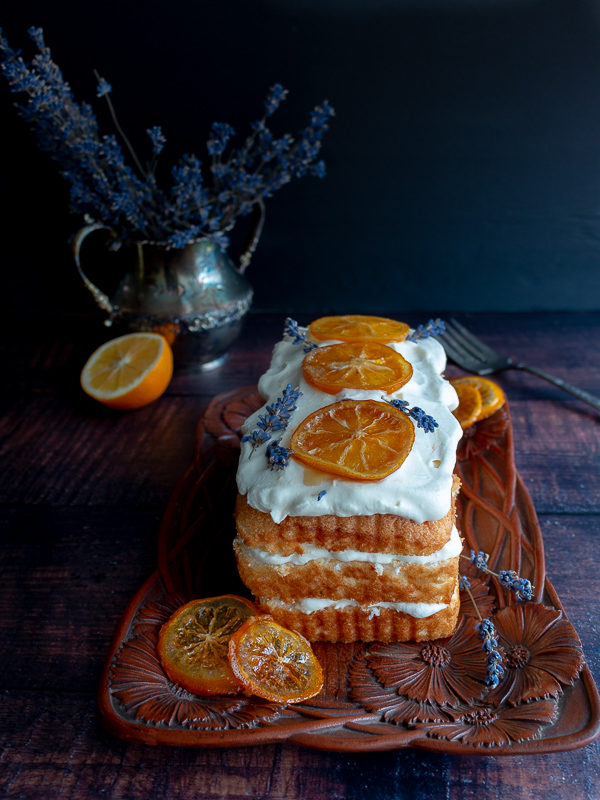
left=2, top=310, right=600, bottom=799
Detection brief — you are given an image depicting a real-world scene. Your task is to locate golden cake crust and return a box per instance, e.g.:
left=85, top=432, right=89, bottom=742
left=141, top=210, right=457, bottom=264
left=234, top=475, right=460, bottom=557
left=257, top=584, right=460, bottom=643
left=234, top=537, right=459, bottom=604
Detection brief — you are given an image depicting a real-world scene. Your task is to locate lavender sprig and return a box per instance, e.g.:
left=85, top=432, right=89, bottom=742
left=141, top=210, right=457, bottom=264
left=471, top=550, right=489, bottom=571
left=96, top=76, right=112, bottom=98
left=257, top=411, right=288, bottom=433
left=283, top=317, right=319, bottom=353
left=147, top=126, right=166, bottom=156
left=283, top=317, right=305, bottom=345
left=94, top=69, right=147, bottom=180
left=475, top=619, right=504, bottom=689
left=207, top=121, right=235, bottom=157
left=464, top=550, right=534, bottom=602
left=264, top=83, right=288, bottom=116
left=406, top=319, right=446, bottom=343
left=266, top=440, right=294, bottom=471
left=498, top=570, right=535, bottom=602
left=476, top=618, right=499, bottom=654
left=459, top=575, right=504, bottom=690
left=240, top=428, right=271, bottom=457
left=257, top=383, right=303, bottom=434
left=242, top=384, right=301, bottom=459
left=384, top=398, right=438, bottom=433
left=267, top=383, right=302, bottom=415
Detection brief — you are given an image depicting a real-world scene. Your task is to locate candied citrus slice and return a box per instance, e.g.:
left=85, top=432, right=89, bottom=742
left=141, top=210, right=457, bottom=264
left=81, top=332, right=173, bottom=410
left=450, top=376, right=505, bottom=422
left=290, top=399, right=415, bottom=481
left=302, top=341, right=413, bottom=395
left=157, top=595, right=260, bottom=696
left=228, top=615, right=323, bottom=703
left=452, top=383, right=483, bottom=429
left=308, top=314, right=410, bottom=344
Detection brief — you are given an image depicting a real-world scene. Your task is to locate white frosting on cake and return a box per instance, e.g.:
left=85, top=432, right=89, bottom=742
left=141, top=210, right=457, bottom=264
left=236, top=327, right=462, bottom=524
left=238, top=525, right=462, bottom=566
left=262, top=597, right=448, bottom=619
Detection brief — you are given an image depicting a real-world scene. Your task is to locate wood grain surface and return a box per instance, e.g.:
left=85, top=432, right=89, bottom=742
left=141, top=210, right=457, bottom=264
left=1, top=311, right=599, bottom=799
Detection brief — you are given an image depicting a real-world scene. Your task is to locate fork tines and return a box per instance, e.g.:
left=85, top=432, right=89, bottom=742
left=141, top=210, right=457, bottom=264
left=433, top=319, right=498, bottom=373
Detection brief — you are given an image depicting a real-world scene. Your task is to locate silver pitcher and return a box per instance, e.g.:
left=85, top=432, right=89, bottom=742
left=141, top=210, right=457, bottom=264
left=72, top=203, right=264, bottom=370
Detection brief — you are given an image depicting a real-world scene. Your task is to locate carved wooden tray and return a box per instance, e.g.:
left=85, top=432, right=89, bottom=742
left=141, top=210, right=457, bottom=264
left=99, top=387, right=600, bottom=752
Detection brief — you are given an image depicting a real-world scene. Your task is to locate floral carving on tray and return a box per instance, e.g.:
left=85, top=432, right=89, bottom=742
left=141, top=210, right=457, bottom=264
left=488, top=603, right=585, bottom=707
left=364, top=617, right=488, bottom=707
left=349, top=586, right=585, bottom=747
left=424, top=698, right=559, bottom=746
left=349, top=651, right=453, bottom=725
left=457, top=406, right=510, bottom=461
left=132, top=592, right=190, bottom=635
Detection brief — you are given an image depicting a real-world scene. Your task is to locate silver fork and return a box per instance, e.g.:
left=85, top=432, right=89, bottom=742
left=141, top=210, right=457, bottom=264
left=435, top=318, right=600, bottom=412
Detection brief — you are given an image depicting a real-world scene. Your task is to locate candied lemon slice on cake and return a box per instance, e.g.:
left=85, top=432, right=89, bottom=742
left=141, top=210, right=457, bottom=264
left=302, top=341, right=413, bottom=395
left=450, top=376, right=505, bottom=422
left=228, top=615, right=323, bottom=703
left=290, top=399, right=415, bottom=481
left=452, top=383, right=483, bottom=429
left=308, top=314, right=410, bottom=344
left=157, top=595, right=260, bottom=696
left=81, top=332, right=173, bottom=410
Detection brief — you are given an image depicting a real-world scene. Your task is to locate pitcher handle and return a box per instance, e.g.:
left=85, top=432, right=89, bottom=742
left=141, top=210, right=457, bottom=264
left=237, top=200, right=265, bottom=274
left=71, top=223, right=117, bottom=314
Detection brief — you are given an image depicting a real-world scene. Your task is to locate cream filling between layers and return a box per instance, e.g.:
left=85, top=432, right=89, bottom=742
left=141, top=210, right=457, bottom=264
left=237, top=328, right=463, bottom=524
left=239, top=525, right=461, bottom=566
left=262, top=597, right=448, bottom=619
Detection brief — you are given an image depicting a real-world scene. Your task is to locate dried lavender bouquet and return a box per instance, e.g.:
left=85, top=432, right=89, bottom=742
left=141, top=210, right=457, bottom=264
left=0, top=27, right=334, bottom=249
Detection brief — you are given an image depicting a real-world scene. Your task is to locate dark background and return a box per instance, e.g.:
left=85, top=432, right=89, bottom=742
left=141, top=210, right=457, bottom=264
left=3, top=0, right=600, bottom=315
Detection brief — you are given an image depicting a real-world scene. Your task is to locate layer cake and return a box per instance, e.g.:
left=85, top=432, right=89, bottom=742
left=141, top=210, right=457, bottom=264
left=234, top=318, right=463, bottom=642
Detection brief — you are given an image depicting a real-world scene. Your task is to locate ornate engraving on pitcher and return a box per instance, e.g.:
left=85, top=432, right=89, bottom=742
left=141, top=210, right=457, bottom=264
left=72, top=205, right=264, bottom=370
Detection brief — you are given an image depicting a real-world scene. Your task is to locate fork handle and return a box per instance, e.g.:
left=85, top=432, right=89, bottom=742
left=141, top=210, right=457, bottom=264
left=512, top=363, right=600, bottom=412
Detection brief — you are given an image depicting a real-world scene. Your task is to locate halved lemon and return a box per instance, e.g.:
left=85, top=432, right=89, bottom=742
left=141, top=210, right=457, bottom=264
left=157, top=595, right=260, bottom=696
left=308, top=315, right=410, bottom=344
left=302, top=341, right=413, bottom=395
left=450, top=376, right=505, bottom=423
left=228, top=615, right=324, bottom=704
left=80, top=332, right=173, bottom=410
left=452, top=383, right=483, bottom=429
left=290, top=399, right=415, bottom=481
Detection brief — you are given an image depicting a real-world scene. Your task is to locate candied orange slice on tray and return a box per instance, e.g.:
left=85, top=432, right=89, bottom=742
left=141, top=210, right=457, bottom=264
left=302, top=341, right=413, bottom=395
left=450, top=376, right=505, bottom=423
left=290, top=399, right=415, bottom=481
left=228, top=615, right=324, bottom=703
left=452, top=383, right=483, bottom=429
left=157, top=595, right=260, bottom=695
left=308, top=314, right=410, bottom=344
